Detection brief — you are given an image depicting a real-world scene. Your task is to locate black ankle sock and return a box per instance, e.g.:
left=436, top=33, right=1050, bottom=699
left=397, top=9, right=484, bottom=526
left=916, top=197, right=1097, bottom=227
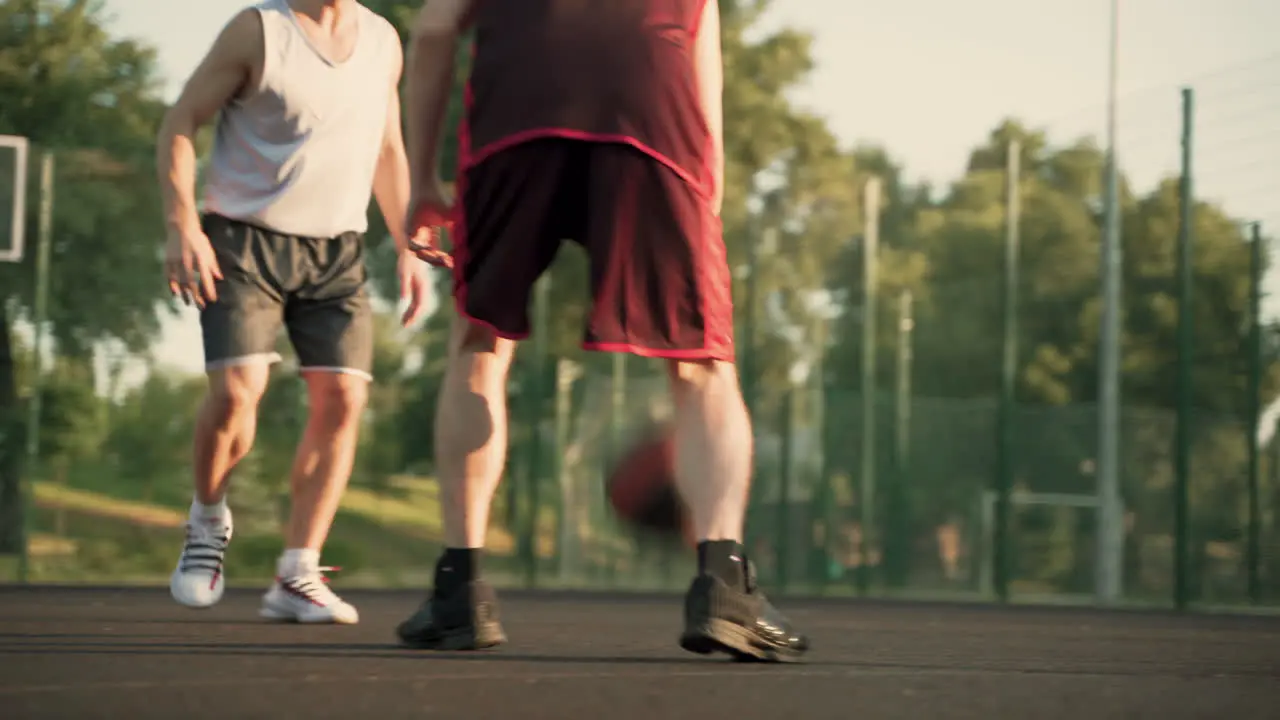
left=434, top=547, right=480, bottom=596
left=697, top=540, right=745, bottom=586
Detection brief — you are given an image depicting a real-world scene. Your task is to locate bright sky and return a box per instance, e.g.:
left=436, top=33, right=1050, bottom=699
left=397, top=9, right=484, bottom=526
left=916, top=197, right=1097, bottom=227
left=102, top=0, right=1280, bottom=376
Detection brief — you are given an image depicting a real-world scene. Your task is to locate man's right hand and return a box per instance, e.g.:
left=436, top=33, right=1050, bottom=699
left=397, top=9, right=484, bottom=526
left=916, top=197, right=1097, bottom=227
left=405, top=179, right=455, bottom=269
left=164, top=224, right=223, bottom=308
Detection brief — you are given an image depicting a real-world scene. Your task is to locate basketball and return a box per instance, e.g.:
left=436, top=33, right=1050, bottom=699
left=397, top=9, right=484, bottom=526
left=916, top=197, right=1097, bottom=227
left=605, top=423, right=690, bottom=540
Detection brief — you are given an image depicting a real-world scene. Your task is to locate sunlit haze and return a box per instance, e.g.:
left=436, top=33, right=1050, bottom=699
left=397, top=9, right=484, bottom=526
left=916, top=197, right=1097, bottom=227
left=105, top=0, right=1280, bottom=375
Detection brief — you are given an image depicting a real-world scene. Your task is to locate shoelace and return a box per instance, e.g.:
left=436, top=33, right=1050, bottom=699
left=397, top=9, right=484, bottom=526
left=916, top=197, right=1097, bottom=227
left=281, top=566, right=344, bottom=605
left=178, top=522, right=230, bottom=574
left=744, top=556, right=759, bottom=593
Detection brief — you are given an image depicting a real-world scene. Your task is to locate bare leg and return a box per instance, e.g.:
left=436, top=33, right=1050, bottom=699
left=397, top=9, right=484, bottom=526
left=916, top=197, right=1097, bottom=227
left=668, top=359, right=753, bottom=543
left=193, top=364, right=271, bottom=506
left=395, top=317, right=516, bottom=649
left=284, top=371, right=369, bottom=552
left=670, top=358, right=809, bottom=661
left=257, top=371, right=368, bottom=625
left=171, top=363, right=269, bottom=608
left=435, top=317, right=517, bottom=548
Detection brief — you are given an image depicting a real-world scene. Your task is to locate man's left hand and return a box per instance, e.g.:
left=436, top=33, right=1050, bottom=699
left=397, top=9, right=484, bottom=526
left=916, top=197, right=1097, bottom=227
left=398, top=247, right=433, bottom=327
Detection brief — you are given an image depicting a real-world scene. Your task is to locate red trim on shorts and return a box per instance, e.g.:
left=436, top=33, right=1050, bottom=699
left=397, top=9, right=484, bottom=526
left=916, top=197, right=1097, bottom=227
left=460, top=130, right=715, bottom=205
left=582, top=341, right=732, bottom=362
left=690, top=0, right=711, bottom=38
left=451, top=72, right=474, bottom=316
left=454, top=18, right=732, bottom=357
left=690, top=0, right=728, bottom=361
left=452, top=71, right=530, bottom=341
left=458, top=308, right=531, bottom=341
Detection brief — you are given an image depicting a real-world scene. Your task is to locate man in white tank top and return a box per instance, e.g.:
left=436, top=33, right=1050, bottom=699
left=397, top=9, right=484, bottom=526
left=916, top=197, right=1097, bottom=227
left=155, top=0, right=431, bottom=624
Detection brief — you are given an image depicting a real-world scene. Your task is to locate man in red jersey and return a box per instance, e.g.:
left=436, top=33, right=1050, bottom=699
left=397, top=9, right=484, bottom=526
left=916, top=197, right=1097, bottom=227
left=395, top=0, right=809, bottom=662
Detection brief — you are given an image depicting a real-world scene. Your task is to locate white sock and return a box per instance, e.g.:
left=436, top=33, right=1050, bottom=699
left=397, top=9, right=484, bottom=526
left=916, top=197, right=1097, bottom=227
left=278, top=548, right=320, bottom=578
left=191, top=497, right=228, bottom=520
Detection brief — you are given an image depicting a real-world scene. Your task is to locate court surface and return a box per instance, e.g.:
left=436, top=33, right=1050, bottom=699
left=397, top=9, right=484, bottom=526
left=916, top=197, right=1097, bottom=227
left=2, top=586, right=1278, bottom=719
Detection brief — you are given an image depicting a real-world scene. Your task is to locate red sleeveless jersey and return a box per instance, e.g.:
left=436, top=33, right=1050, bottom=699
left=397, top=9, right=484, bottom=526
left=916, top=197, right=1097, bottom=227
left=460, top=0, right=714, bottom=195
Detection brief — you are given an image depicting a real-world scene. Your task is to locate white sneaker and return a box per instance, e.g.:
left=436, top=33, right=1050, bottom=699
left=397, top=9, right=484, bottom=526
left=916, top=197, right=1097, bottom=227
left=259, top=567, right=360, bottom=624
left=169, top=510, right=234, bottom=608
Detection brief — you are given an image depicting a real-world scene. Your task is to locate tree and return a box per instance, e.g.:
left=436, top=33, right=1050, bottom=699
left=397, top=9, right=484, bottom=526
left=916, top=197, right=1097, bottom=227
left=820, top=116, right=1278, bottom=595
left=101, top=369, right=205, bottom=505
left=0, top=0, right=170, bottom=552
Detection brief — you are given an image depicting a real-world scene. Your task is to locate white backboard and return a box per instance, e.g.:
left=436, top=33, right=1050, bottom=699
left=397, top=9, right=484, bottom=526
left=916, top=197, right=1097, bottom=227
left=0, top=134, right=30, bottom=263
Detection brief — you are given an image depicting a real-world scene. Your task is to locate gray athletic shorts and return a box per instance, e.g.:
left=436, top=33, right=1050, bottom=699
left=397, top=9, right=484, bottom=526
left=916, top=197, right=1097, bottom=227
left=198, top=213, right=374, bottom=380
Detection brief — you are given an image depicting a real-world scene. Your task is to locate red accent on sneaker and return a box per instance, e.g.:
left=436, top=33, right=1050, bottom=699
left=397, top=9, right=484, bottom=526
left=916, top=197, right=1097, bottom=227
left=278, top=576, right=326, bottom=607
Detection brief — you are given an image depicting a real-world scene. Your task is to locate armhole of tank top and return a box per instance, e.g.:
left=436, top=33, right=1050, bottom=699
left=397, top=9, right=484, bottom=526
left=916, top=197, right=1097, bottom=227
left=375, top=15, right=400, bottom=83
left=241, top=4, right=276, bottom=103
left=689, top=0, right=712, bottom=37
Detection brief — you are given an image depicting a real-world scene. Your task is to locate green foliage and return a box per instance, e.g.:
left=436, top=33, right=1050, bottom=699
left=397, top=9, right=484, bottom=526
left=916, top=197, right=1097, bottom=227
left=0, top=0, right=169, bottom=350
left=0, top=0, right=171, bottom=555
left=1, top=0, right=1275, bottom=604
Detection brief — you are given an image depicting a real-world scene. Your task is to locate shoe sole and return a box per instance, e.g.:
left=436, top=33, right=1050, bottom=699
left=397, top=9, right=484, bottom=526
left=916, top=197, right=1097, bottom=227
left=398, top=623, right=508, bottom=651
left=169, top=572, right=223, bottom=609
left=259, top=607, right=360, bottom=625
left=680, top=618, right=804, bottom=663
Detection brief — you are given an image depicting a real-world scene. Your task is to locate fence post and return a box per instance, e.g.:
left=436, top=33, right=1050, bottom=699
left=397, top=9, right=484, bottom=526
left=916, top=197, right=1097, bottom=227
left=776, top=388, right=795, bottom=594
left=1095, top=0, right=1126, bottom=607
left=884, top=289, right=914, bottom=588
left=742, top=227, right=764, bottom=557
left=857, top=177, right=880, bottom=596
left=1173, top=87, right=1195, bottom=611
left=994, top=138, right=1021, bottom=602
left=18, top=151, right=53, bottom=584
left=811, top=316, right=831, bottom=591
left=519, top=274, right=552, bottom=588
left=1247, top=221, right=1262, bottom=604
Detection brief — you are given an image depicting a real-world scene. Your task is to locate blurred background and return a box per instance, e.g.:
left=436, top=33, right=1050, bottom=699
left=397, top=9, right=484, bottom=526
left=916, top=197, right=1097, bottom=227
left=1, top=0, right=1278, bottom=611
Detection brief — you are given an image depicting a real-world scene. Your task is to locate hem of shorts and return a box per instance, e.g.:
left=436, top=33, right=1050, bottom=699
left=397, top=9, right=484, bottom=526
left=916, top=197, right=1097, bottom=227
left=200, top=211, right=367, bottom=242
left=582, top=341, right=732, bottom=362
left=204, top=352, right=284, bottom=371
left=455, top=306, right=530, bottom=341
left=460, top=130, right=714, bottom=202
left=298, top=366, right=374, bottom=382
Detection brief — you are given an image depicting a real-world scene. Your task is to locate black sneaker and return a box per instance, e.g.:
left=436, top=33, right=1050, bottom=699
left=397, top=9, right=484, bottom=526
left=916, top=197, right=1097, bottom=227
left=395, top=579, right=507, bottom=651
left=679, top=561, right=809, bottom=662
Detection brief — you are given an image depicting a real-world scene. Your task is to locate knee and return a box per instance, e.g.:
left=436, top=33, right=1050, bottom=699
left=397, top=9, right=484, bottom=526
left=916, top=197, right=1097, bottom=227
left=449, top=318, right=516, bottom=378
left=206, top=371, right=268, bottom=428
left=667, top=359, right=737, bottom=389
left=306, top=374, right=369, bottom=427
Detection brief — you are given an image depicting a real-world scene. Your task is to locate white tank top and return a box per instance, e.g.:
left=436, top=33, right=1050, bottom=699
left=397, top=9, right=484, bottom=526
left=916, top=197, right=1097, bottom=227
left=202, top=0, right=397, bottom=238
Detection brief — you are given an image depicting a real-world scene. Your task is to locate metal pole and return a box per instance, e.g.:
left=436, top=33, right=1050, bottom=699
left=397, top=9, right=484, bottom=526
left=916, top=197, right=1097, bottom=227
left=887, top=289, right=914, bottom=588
left=18, top=151, right=53, bottom=584
left=1095, top=0, right=1125, bottom=606
left=895, top=291, right=913, bottom=474
left=553, top=358, right=581, bottom=581
left=521, top=274, right=551, bottom=588
left=995, top=138, right=1021, bottom=602
left=742, top=231, right=761, bottom=420
left=775, top=388, right=794, bottom=594
left=812, top=315, right=830, bottom=590
left=610, top=353, right=626, bottom=451
left=1246, top=221, right=1262, bottom=604
left=857, top=177, right=880, bottom=595
left=1173, top=87, right=1195, bottom=611
left=742, top=228, right=766, bottom=553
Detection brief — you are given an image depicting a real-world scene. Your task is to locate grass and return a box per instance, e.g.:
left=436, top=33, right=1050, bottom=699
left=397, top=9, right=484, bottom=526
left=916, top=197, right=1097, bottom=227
left=33, top=482, right=186, bottom=529
left=14, top=476, right=572, bottom=585
left=19, top=480, right=1277, bottom=614
left=339, top=477, right=516, bottom=554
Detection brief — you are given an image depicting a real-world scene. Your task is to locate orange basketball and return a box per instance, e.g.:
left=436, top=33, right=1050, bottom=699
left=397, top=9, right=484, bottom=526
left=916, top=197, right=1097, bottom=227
left=605, top=424, right=691, bottom=542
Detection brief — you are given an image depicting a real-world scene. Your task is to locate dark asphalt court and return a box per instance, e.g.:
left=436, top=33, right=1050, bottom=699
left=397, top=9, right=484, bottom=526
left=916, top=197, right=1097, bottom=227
left=1, top=586, right=1278, bottom=719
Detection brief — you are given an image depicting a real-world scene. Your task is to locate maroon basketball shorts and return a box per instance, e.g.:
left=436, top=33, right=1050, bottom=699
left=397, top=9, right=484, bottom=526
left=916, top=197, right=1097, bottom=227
left=451, top=138, right=734, bottom=361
